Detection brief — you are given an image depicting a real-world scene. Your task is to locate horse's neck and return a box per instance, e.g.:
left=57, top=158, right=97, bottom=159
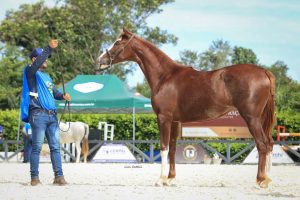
left=133, top=39, right=179, bottom=93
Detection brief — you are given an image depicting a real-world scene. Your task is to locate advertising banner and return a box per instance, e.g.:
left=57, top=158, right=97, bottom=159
left=175, top=144, right=208, bottom=164
left=92, top=143, right=137, bottom=163
left=181, top=110, right=252, bottom=138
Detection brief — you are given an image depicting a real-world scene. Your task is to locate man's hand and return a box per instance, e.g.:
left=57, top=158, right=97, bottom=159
left=49, top=39, right=59, bottom=49
left=63, top=93, right=71, bottom=101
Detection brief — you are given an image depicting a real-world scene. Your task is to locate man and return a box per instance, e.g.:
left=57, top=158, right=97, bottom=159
left=22, top=123, right=32, bottom=163
left=21, top=39, right=71, bottom=186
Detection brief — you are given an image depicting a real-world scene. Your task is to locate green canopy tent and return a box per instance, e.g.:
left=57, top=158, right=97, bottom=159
left=55, top=75, right=152, bottom=140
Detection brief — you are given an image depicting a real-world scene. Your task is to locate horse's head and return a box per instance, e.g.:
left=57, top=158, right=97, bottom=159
left=96, top=28, right=135, bottom=70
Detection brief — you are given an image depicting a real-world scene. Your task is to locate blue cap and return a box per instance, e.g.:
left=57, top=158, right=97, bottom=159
left=29, top=48, right=43, bottom=60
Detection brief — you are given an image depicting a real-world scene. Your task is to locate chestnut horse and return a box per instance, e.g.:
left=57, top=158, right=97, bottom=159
left=96, top=28, right=275, bottom=188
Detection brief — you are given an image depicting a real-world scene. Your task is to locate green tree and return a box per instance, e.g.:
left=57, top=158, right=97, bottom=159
left=0, top=0, right=177, bottom=109
left=232, top=46, right=258, bottom=65
left=200, top=39, right=231, bottom=70
left=135, top=78, right=151, bottom=98
left=268, top=61, right=300, bottom=112
left=0, top=45, right=27, bottom=108
left=177, top=50, right=207, bottom=70
left=178, top=39, right=232, bottom=71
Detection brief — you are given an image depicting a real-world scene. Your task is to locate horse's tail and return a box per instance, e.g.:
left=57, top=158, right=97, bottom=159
left=262, top=70, right=276, bottom=147
left=81, top=123, right=89, bottom=162
left=262, top=70, right=276, bottom=172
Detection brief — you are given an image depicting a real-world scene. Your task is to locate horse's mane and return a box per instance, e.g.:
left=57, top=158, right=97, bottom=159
left=136, top=34, right=198, bottom=71
left=135, top=34, right=177, bottom=64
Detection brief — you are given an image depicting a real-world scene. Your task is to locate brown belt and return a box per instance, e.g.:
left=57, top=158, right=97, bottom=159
left=41, top=109, right=56, bottom=115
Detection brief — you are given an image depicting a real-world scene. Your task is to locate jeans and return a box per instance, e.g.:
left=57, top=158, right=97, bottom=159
left=29, top=110, right=63, bottom=178
left=23, top=134, right=32, bottom=163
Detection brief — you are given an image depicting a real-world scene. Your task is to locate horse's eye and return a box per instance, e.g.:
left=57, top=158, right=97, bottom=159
left=115, top=41, right=120, bottom=45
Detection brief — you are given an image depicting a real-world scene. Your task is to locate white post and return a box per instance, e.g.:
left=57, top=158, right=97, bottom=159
left=98, top=122, right=107, bottom=141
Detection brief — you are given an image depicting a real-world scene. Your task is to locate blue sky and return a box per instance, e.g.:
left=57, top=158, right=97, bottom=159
left=1, top=0, right=299, bottom=87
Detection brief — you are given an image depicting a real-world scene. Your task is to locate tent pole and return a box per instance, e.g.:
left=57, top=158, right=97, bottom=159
left=132, top=106, right=135, bottom=144
left=17, top=109, right=21, bottom=161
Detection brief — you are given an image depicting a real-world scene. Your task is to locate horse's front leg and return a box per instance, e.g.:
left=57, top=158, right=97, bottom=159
left=155, top=114, right=172, bottom=187
left=167, top=121, right=181, bottom=185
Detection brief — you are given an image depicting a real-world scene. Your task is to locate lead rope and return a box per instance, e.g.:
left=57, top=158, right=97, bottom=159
left=49, top=23, right=71, bottom=132
left=55, top=40, right=71, bottom=132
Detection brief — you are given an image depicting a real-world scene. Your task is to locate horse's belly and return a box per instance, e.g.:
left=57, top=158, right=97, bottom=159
left=175, top=104, right=233, bottom=123
left=60, top=128, right=85, bottom=144
left=60, top=136, right=77, bottom=144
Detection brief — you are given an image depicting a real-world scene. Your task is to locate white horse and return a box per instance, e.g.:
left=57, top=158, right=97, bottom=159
left=59, top=122, right=89, bottom=163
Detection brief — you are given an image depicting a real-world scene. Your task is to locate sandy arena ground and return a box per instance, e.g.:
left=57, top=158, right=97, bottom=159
left=0, top=163, right=299, bottom=200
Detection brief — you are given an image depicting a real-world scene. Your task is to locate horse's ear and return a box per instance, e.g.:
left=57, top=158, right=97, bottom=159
left=123, top=27, right=129, bottom=33
left=122, top=27, right=132, bottom=36
left=121, top=27, right=132, bottom=40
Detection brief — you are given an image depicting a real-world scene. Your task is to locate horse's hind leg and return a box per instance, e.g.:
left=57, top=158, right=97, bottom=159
left=75, top=142, right=81, bottom=163
left=245, top=117, right=272, bottom=188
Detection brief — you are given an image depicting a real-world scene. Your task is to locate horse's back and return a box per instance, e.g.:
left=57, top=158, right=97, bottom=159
left=60, top=122, right=88, bottom=144
left=222, top=64, right=267, bottom=77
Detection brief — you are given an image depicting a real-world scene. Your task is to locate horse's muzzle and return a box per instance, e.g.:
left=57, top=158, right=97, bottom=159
left=95, top=56, right=110, bottom=71
left=99, top=64, right=110, bottom=70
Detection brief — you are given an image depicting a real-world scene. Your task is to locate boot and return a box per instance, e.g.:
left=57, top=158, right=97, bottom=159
left=31, top=178, right=41, bottom=186
left=53, top=176, right=68, bottom=186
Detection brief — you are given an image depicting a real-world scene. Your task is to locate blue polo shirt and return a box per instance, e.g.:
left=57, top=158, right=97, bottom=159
left=21, top=46, right=64, bottom=122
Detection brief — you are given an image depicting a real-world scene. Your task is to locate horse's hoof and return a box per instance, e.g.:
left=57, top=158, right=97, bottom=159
left=155, top=176, right=168, bottom=187
left=163, top=178, right=175, bottom=186
left=155, top=179, right=164, bottom=187
left=155, top=182, right=163, bottom=187
left=257, top=177, right=272, bottom=188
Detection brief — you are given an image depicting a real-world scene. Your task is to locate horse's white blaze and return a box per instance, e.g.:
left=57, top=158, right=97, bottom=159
left=99, top=50, right=107, bottom=59
left=98, top=37, right=122, bottom=59
left=100, top=64, right=109, bottom=69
